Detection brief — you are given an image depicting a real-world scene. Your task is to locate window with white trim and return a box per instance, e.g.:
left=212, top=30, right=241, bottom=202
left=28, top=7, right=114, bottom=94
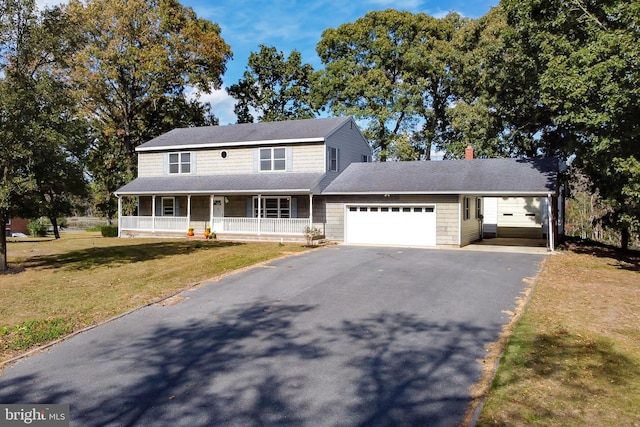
left=464, top=197, right=470, bottom=220
left=253, top=197, right=290, bottom=218
left=168, top=152, right=191, bottom=174
left=260, top=148, right=286, bottom=171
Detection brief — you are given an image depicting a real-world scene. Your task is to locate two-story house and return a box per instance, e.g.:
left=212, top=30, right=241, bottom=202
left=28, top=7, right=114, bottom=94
left=115, top=116, right=563, bottom=249
left=115, top=116, right=372, bottom=241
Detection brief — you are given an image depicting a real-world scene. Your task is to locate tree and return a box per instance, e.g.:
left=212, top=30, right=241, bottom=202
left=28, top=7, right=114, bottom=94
left=63, top=0, right=231, bottom=220
left=0, top=0, right=88, bottom=268
left=315, top=9, right=426, bottom=161
left=502, top=0, right=640, bottom=248
left=316, top=10, right=473, bottom=161
left=227, top=45, right=317, bottom=123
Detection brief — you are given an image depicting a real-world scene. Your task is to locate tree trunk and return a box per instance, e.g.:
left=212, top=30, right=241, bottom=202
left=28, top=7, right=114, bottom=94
left=50, top=216, right=60, bottom=239
left=621, top=227, right=630, bottom=250
left=1, top=216, right=8, bottom=271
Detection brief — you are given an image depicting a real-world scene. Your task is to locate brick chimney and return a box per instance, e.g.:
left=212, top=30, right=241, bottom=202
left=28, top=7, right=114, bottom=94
left=465, top=145, right=474, bottom=160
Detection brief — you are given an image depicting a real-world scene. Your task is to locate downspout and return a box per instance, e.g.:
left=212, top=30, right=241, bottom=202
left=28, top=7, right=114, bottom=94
left=548, top=193, right=554, bottom=252
left=117, top=196, right=122, bottom=237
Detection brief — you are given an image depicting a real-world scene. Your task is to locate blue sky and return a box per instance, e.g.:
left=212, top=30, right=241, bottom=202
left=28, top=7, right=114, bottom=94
left=37, top=0, right=498, bottom=124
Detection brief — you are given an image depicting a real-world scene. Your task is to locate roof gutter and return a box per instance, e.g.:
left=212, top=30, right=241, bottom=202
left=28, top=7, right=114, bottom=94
left=136, top=137, right=325, bottom=152
left=114, top=189, right=314, bottom=197
left=320, top=190, right=556, bottom=197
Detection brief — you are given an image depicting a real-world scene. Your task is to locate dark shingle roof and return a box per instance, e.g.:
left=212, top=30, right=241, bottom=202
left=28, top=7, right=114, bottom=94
left=322, top=158, right=558, bottom=195
left=136, top=117, right=353, bottom=151
left=115, top=173, right=328, bottom=195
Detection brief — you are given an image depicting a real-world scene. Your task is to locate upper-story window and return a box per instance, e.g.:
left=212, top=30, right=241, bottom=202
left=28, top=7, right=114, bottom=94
left=168, top=152, right=191, bottom=174
left=260, top=148, right=286, bottom=171
left=328, top=147, right=339, bottom=172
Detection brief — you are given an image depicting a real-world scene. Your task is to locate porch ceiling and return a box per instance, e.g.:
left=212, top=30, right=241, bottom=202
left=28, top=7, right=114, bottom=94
left=115, top=173, right=327, bottom=196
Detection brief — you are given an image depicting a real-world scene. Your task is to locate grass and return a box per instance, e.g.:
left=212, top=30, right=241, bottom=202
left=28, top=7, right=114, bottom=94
left=0, top=231, right=310, bottom=365
left=475, top=239, right=640, bottom=426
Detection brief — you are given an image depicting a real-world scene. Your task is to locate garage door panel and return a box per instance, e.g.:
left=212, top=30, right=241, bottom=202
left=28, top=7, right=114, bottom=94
left=346, top=205, right=436, bottom=247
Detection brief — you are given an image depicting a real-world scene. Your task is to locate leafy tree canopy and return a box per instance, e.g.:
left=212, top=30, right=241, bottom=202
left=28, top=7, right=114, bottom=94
left=63, top=0, right=232, bottom=220
left=227, top=44, right=317, bottom=123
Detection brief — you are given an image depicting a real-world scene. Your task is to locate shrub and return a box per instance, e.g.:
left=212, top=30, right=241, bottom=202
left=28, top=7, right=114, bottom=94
left=101, top=225, right=118, bottom=237
left=27, top=218, right=49, bottom=237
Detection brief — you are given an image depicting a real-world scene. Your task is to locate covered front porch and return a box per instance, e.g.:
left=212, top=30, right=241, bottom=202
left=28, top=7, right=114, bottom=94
left=117, top=194, right=318, bottom=240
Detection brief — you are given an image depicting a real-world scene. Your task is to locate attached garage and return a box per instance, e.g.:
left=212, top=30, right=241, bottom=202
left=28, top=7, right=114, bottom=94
left=345, top=204, right=436, bottom=247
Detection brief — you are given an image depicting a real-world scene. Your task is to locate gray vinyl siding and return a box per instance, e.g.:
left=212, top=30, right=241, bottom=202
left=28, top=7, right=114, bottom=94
left=138, top=144, right=326, bottom=176
left=460, top=195, right=482, bottom=246
left=319, top=194, right=460, bottom=245
left=324, top=121, right=373, bottom=173
left=137, top=152, right=164, bottom=177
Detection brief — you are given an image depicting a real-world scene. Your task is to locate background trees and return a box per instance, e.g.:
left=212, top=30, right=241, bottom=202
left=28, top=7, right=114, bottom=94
left=227, top=44, right=317, bottom=123
left=1, top=0, right=637, bottom=250
left=63, top=0, right=231, bottom=221
left=501, top=0, right=639, bottom=248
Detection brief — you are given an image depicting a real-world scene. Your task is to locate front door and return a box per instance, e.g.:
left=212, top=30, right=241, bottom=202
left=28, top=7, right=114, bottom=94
left=212, top=197, right=224, bottom=232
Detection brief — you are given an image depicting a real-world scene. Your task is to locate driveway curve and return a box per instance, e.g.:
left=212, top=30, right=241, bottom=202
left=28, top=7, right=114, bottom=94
left=0, top=246, right=546, bottom=426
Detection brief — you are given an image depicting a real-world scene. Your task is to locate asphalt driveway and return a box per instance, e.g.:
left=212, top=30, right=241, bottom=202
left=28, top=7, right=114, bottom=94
left=0, top=246, right=546, bottom=426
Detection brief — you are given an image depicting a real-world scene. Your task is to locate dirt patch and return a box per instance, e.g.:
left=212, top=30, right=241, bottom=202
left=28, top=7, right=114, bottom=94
left=155, top=294, right=187, bottom=306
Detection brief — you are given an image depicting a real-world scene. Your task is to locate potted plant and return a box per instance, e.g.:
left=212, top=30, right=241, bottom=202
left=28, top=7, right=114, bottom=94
left=204, top=226, right=211, bottom=238
left=187, top=227, right=194, bottom=237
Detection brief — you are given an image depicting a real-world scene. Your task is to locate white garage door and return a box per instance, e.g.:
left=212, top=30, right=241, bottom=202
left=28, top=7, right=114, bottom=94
left=345, top=205, right=436, bottom=247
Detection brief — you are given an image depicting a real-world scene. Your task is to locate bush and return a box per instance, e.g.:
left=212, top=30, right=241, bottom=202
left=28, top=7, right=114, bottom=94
left=27, top=218, right=49, bottom=237
left=101, top=225, right=118, bottom=237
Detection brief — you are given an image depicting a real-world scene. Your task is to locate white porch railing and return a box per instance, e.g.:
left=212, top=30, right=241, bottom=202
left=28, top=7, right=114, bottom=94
left=120, top=216, right=189, bottom=231
left=120, top=216, right=309, bottom=235
left=222, top=218, right=309, bottom=235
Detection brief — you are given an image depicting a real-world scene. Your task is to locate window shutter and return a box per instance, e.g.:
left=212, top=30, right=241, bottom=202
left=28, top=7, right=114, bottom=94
left=246, top=198, right=253, bottom=217
left=163, top=153, right=168, bottom=175
left=191, top=152, right=197, bottom=174
left=175, top=197, right=180, bottom=216
left=291, top=197, right=298, bottom=218
left=286, top=147, right=293, bottom=172
left=326, top=146, right=330, bottom=171
left=337, top=148, right=340, bottom=172
left=253, top=149, right=259, bottom=173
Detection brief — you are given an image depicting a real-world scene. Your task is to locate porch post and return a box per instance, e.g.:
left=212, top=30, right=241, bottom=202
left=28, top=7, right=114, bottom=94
left=152, top=196, right=156, bottom=232
left=187, top=195, right=192, bottom=230
left=210, top=195, right=214, bottom=228
left=257, top=194, right=262, bottom=235
left=309, top=194, right=313, bottom=229
left=117, top=196, right=122, bottom=237
left=548, top=193, right=554, bottom=252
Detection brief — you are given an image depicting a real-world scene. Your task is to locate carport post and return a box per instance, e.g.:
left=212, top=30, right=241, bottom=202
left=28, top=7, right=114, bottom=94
left=548, top=193, right=554, bottom=252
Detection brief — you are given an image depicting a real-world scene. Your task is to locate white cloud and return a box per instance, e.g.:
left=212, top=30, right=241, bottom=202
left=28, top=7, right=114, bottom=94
left=188, top=86, right=237, bottom=126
